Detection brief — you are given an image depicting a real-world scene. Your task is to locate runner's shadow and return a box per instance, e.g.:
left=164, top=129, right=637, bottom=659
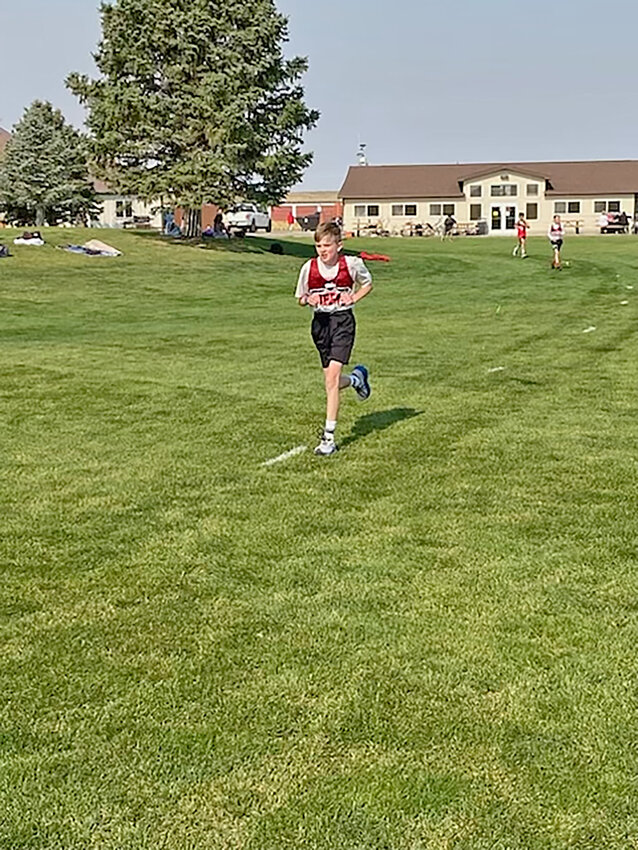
left=341, top=407, right=423, bottom=448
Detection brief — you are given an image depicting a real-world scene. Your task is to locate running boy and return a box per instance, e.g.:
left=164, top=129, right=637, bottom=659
left=513, top=212, right=529, bottom=258
left=295, top=222, right=373, bottom=456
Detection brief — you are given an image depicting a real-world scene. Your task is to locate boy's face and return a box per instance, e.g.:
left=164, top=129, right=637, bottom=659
left=315, top=235, right=341, bottom=265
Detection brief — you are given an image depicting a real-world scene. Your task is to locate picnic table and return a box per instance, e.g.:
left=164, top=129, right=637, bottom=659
left=123, top=215, right=152, bottom=229
left=399, top=222, right=435, bottom=237
left=454, top=221, right=480, bottom=236
left=600, top=215, right=629, bottom=234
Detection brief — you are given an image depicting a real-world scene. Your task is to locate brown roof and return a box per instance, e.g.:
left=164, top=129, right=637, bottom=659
left=339, top=160, right=638, bottom=199
left=0, top=128, right=11, bottom=154
left=285, top=191, right=338, bottom=203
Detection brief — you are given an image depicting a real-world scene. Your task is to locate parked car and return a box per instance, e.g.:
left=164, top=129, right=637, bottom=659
left=226, top=203, right=271, bottom=234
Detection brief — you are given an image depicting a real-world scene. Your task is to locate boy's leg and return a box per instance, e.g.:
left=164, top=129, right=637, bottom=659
left=314, top=360, right=344, bottom=456
left=324, top=362, right=371, bottom=421
left=521, top=238, right=527, bottom=258
left=313, top=313, right=364, bottom=455
left=324, top=359, right=346, bottom=423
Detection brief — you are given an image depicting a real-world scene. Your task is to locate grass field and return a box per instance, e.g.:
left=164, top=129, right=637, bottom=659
left=1, top=228, right=637, bottom=849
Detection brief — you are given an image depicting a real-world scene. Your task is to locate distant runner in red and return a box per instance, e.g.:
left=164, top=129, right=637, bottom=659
left=512, top=212, right=529, bottom=258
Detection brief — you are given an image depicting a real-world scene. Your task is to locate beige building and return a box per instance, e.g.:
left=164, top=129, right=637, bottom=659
left=92, top=179, right=162, bottom=229
left=340, top=161, right=638, bottom=236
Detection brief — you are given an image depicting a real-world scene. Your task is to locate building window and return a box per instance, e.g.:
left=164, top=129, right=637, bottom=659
left=116, top=200, right=133, bottom=218
left=526, top=184, right=538, bottom=195
left=554, top=200, right=581, bottom=215
left=469, top=185, right=481, bottom=197
left=470, top=204, right=482, bottom=220
left=526, top=203, right=538, bottom=219
left=354, top=205, right=366, bottom=217
left=392, top=203, right=418, bottom=216
left=429, top=202, right=455, bottom=216
left=594, top=200, right=621, bottom=213
left=367, top=205, right=379, bottom=217
left=491, top=184, right=517, bottom=197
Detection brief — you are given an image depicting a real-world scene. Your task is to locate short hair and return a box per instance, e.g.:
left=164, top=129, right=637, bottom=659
left=314, top=221, right=342, bottom=243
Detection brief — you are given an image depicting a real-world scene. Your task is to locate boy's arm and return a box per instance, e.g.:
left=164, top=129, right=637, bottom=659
left=352, top=281, right=372, bottom=304
left=343, top=257, right=373, bottom=305
left=295, top=262, right=311, bottom=305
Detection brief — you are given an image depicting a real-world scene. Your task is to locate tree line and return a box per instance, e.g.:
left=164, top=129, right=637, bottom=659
left=0, top=0, right=317, bottom=233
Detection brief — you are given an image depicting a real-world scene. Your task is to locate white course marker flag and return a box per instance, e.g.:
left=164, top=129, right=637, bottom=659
left=262, top=445, right=307, bottom=467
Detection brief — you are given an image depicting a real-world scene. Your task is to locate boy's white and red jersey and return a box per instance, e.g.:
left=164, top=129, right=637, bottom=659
left=548, top=221, right=565, bottom=241
left=295, top=255, right=372, bottom=313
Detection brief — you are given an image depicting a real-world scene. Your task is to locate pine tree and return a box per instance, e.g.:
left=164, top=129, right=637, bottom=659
left=67, top=0, right=319, bottom=234
left=0, top=101, right=98, bottom=226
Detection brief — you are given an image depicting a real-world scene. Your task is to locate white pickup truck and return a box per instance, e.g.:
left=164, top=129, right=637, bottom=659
left=226, top=203, right=271, bottom=234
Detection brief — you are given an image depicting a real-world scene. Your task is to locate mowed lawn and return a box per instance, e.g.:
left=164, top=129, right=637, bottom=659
left=1, top=229, right=637, bottom=849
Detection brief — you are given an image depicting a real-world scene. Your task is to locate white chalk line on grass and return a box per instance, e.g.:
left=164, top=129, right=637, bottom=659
left=261, top=445, right=307, bottom=467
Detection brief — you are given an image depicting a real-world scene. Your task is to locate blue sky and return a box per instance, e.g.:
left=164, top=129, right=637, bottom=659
left=2, top=0, right=637, bottom=190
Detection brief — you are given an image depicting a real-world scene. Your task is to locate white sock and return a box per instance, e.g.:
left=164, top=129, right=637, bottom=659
left=324, top=419, right=337, bottom=438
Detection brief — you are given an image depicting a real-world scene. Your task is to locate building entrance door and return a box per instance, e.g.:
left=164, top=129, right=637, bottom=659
left=490, top=204, right=517, bottom=233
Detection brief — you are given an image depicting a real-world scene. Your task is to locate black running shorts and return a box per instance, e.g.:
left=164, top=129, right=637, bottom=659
left=551, top=239, right=563, bottom=250
left=311, top=309, right=356, bottom=368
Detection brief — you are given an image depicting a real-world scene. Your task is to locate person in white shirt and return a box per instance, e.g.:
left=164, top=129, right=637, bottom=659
left=295, top=222, right=373, bottom=456
left=548, top=215, right=565, bottom=269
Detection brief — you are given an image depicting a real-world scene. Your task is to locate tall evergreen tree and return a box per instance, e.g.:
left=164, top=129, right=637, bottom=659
left=67, top=0, right=319, bottom=233
left=0, top=101, right=98, bottom=226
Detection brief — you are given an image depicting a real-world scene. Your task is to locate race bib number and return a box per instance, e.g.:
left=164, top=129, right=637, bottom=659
left=317, top=281, right=348, bottom=307
left=319, top=290, right=342, bottom=306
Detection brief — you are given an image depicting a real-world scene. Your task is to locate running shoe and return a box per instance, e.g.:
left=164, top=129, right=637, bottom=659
left=314, top=433, right=339, bottom=456
left=351, top=365, right=371, bottom=401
